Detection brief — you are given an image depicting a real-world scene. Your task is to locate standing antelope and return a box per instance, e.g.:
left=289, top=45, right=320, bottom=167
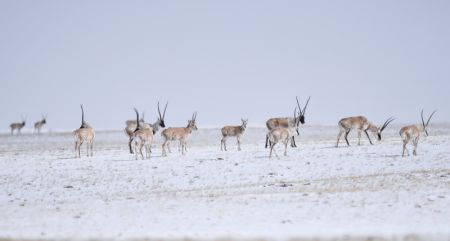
left=161, top=112, right=198, bottom=156
left=34, top=114, right=47, bottom=134
left=267, top=127, right=294, bottom=158
left=221, top=119, right=248, bottom=151
left=126, top=102, right=167, bottom=154
left=400, top=110, right=436, bottom=157
left=336, top=116, right=394, bottom=147
left=10, top=116, right=26, bottom=135
left=73, top=105, right=95, bottom=158
left=265, top=96, right=310, bottom=148
left=130, top=108, right=154, bottom=160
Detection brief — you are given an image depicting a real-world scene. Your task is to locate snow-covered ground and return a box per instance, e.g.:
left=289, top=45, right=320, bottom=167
left=1, top=124, right=450, bottom=241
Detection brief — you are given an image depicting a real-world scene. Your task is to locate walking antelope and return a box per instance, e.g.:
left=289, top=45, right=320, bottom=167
left=336, top=116, right=394, bottom=147
left=220, top=119, right=248, bottom=151
left=130, top=108, right=154, bottom=160
left=126, top=102, right=167, bottom=154
left=10, top=116, right=26, bottom=135
left=265, top=96, right=310, bottom=148
left=34, top=114, right=47, bottom=134
left=399, top=110, right=436, bottom=157
left=161, top=112, right=198, bottom=156
left=267, top=127, right=293, bottom=158
left=73, top=105, right=95, bottom=158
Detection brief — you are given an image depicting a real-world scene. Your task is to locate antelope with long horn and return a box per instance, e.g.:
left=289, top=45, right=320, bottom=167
left=336, top=116, right=394, bottom=147
left=125, top=102, right=168, bottom=154
left=73, top=105, right=95, bottom=158
left=220, top=118, right=248, bottom=151
left=10, top=116, right=26, bottom=135
left=400, top=110, right=436, bottom=157
left=130, top=108, right=154, bottom=160
left=265, top=96, right=310, bottom=148
left=161, top=112, right=198, bottom=156
left=34, top=114, right=47, bottom=134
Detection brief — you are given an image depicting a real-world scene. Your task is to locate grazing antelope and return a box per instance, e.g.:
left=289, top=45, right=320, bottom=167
left=34, top=114, right=47, bottom=134
left=10, top=116, right=26, bottom=135
left=125, top=102, right=167, bottom=154
left=221, top=119, right=248, bottom=151
left=130, top=108, right=154, bottom=160
left=265, top=96, right=310, bottom=148
left=73, top=105, right=95, bottom=158
left=400, top=110, right=436, bottom=157
left=336, top=116, right=394, bottom=147
left=267, top=127, right=293, bottom=158
left=161, top=112, right=198, bottom=156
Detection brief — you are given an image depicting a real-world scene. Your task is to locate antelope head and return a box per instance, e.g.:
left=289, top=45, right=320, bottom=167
left=375, top=117, right=395, bottom=141
left=21, top=115, right=27, bottom=126
left=296, top=96, right=311, bottom=125
left=41, top=113, right=47, bottom=124
left=421, top=110, right=436, bottom=136
left=241, top=118, right=248, bottom=129
left=187, top=112, right=198, bottom=132
left=157, top=101, right=168, bottom=128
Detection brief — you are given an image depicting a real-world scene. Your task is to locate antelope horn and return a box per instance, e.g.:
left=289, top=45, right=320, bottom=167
left=426, top=110, right=437, bottom=127
left=80, top=105, right=85, bottom=125
left=380, top=117, right=395, bottom=132
left=296, top=96, right=311, bottom=116
left=163, top=102, right=168, bottom=119
left=296, top=96, right=301, bottom=115
left=134, top=108, right=140, bottom=128
left=302, top=96, right=311, bottom=116
left=157, top=102, right=162, bottom=119
left=421, top=109, right=426, bottom=129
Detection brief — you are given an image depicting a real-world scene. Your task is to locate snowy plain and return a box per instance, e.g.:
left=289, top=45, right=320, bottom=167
left=0, top=124, right=450, bottom=241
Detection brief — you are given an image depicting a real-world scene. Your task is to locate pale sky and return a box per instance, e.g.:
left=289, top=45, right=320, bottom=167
left=1, top=1, right=449, bottom=130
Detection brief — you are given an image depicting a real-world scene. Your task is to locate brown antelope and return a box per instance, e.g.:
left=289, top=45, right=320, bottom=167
left=161, top=112, right=198, bottom=156
left=10, top=116, right=26, bottom=135
left=220, top=119, right=248, bottom=151
left=400, top=110, right=436, bottom=157
left=267, top=127, right=293, bottom=158
left=34, top=114, right=47, bottom=134
left=336, top=116, right=394, bottom=147
left=126, top=102, right=167, bottom=154
left=265, top=96, right=310, bottom=148
left=73, top=105, right=95, bottom=158
left=130, top=108, right=154, bottom=160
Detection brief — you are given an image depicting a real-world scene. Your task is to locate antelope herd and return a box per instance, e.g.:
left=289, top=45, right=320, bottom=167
left=6, top=97, right=439, bottom=158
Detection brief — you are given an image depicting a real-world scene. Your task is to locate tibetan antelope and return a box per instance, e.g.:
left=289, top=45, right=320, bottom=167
left=126, top=102, right=167, bottom=154
left=265, top=96, right=310, bottom=148
left=73, top=105, right=95, bottom=158
left=130, top=108, right=154, bottom=160
left=10, top=116, right=26, bottom=135
left=161, top=112, right=198, bottom=156
left=34, top=114, right=47, bottom=134
left=267, top=127, right=293, bottom=158
left=336, top=116, right=394, bottom=147
left=220, top=119, right=248, bottom=151
left=399, top=110, right=436, bottom=157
